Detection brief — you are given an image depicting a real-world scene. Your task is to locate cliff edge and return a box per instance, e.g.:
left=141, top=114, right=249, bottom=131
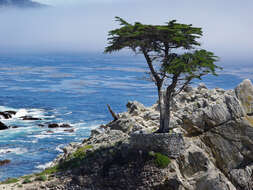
left=1, top=79, right=253, bottom=190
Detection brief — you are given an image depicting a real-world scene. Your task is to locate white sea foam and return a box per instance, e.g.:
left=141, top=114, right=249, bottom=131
left=32, top=134, right=52, bottom=139
left=12, top=107, right=53, bottom=120
left=14, top=109, right=28, bottom=118
left=36, top=161, right=53, bottom=170
left=0, top=148, right=28, bottom=155
left=64, top=112, right=72, bottom=115
left=55, top=144, right=64, bottom=152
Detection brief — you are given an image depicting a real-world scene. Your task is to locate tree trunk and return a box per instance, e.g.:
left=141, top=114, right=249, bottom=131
left=163, top=88, right=172, bottom=132
left=158, top=88, right=166, bottom=132
left=157, top=85, right=174, bottom=133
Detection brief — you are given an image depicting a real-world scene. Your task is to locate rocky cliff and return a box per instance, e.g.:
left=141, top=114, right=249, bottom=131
left=1, top=79, right=253, bottom=190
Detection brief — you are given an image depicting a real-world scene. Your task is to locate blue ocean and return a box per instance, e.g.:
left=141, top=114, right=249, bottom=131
left=0, top=53, right=251, bottom=181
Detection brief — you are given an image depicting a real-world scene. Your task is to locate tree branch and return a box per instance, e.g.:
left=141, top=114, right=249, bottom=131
left=142, top=50, right=161, bottom=86
left=107, top=104, right=119, bottom=121
left=174, top=77, right=192, bottom=96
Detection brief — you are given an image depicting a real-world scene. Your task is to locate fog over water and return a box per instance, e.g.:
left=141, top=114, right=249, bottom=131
left=0, top=0, right=252, bottom=62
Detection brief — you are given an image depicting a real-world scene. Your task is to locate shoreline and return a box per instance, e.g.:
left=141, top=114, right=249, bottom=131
left=1, top=79, right=253, bottom=189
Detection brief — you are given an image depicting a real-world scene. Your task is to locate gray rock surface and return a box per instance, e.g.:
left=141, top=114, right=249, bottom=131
left=2, top=79, right=253, bottom=190
left=52, top=79, right=253, bottom=190
left=130, top=133, right=184, bottom=158
left=235, top=79, right=253, bottom=113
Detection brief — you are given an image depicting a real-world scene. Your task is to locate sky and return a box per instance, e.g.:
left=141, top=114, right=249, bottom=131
left=0, top=0, right=252, bottom=62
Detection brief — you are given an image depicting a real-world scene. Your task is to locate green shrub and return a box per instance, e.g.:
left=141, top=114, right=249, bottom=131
left=22, top=178, right=32, bottom=184
left=0, top=178, right=19, bottom=184
left=149, top=151, right=171, bottom=169
left=59, top=145, right=93, bottom=169
left=35, top=175, right=47, bottom=181
left=72, top=145, right=93, bottom=160
left=40, top=165, right=59, bottom=175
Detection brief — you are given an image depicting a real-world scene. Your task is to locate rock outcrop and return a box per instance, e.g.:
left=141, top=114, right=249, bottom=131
left=0, top=159, right=10, bottom=166
left=0, top=121, right=8, bottom=130
left=1, top=79, right=253, bottom=190
left=0, top=111, right=16, bottom=119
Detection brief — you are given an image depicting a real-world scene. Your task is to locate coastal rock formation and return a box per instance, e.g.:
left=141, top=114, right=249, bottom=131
left=21, top=116, right=42, bottom=120
left=49, top=79, right=253, bottom=190
left=0, top=159, right=10, bottom=166
left=48, top=123, right=72, bottom=128
left=0, top=121, right=8, bottom=130
left=0, top=111, right=16, bottom=119
left=1, top=79, right=253, bottom=190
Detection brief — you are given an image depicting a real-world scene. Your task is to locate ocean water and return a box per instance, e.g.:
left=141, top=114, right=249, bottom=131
left=0, top=53, right=251, bottom=181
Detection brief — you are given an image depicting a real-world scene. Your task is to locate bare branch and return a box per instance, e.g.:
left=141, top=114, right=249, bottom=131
left=107, top=104, right=119, bottom=121
left=142, top=50, right=162, bottom=86
left=174, top=77, right=192, bottom=96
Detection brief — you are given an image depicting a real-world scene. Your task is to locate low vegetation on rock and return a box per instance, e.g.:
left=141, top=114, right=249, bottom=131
left=149, top=151, right=171, bottom=169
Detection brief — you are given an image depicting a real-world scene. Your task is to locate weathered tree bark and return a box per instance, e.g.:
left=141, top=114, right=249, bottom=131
left=163, top=89, right=173, bottom=132
left=157, top=75, right=178, bottom=133
left=158, top=88, right=166, bottom=132
left=157, top=89, right=172, bottom=133
left=142, top=50, right=178, bottom=133
left=107, top=104, right=119, bottom=121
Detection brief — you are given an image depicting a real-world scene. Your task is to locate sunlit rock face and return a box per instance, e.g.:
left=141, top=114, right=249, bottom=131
left=1, top=79, right=253, bottom=190
left=0, top=0, right=45, bottom=8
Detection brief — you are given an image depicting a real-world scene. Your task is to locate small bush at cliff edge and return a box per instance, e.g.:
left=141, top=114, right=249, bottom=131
left=0, top=178, right=19, bottom=184
left=149, top=151, right=171, bottom=168
left=35, top=175, right=47, bottom=181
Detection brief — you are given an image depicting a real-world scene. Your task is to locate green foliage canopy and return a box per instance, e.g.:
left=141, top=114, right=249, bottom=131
left=105, top=17, right=220, bottom=84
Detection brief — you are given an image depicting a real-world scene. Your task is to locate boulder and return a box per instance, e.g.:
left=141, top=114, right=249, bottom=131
left=229, top=164, right=253, bottom=190
left=196, top=172, right=236, bottom=190
left=5, top=111, right=17, bottom=115
left=184, top=85, right=194, bottom=93
left=48, top=123, right=59, bottom=128
left=235, top=79, right=253, bottom=114
left=90, top=128, right=104, bottom=136
left=108, top=118, right=135, bottom=133
left=204, top=102, right=231, bottom=127
left=177, top=139, right=236, bottom=190
left=197, top=82, right=208, bottom=90
left=59, top=124, right=72, bottom=128
left=88, top=129, right=129, bottom=145
left=21, top=116, right=41, bottom=120
left=0, top=121, right=8, bottom=130
left=38, top=124, right=45, bottom=127
left=64, top=129, right=74, bottom=133
left=126, top=101, right=146, bottom=115
left=0, top=111, right=12, bottom=119
left=201, top=118, right=253, bottom=175
left=48, top=123, right=72, bottom=128
left=0, top=159, right=11, bottom=166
